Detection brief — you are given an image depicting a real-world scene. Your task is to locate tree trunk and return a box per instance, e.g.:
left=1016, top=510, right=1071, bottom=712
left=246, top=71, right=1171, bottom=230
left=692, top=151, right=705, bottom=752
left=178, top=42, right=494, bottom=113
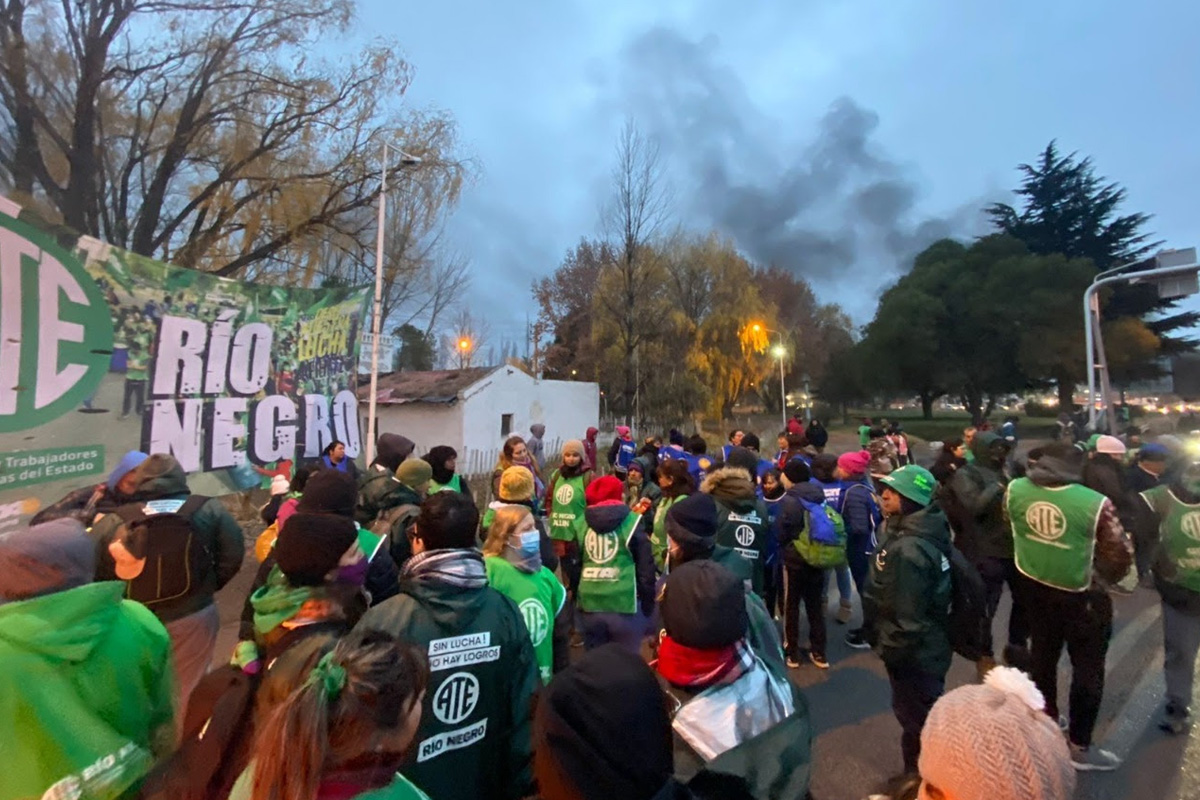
left=1056, top=372, right=1076, bottom=411
left=962, top=387, right=984, bottom=427
left=920, top=392, right=935, bottom=420
left=984, top=394, right=998, bottom=420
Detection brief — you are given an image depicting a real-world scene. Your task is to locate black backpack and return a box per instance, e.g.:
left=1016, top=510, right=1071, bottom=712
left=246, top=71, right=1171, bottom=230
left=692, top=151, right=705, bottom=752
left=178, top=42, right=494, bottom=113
left=113, top=496, right=210, bottom=607
left=915, top=538, right=990, bottom=662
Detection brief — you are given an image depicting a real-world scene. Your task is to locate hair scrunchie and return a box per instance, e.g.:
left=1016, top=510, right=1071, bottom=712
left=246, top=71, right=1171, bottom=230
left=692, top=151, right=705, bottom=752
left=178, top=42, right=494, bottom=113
left=308, top=650, right=347, bottom=702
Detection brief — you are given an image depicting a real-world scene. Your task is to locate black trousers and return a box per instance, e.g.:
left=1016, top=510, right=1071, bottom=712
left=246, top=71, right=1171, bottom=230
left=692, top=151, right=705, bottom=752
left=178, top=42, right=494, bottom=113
left=1022, top=577, right=1113, bottom=747
left=763, top=561, right=782, bottom=619
left=122, top=379, right=146, bottom=416
left=976, top=556, right=1030, bottom=657
left=887, top=665, right=945, bottom=772
left=784, top=561, right=827, bottom=658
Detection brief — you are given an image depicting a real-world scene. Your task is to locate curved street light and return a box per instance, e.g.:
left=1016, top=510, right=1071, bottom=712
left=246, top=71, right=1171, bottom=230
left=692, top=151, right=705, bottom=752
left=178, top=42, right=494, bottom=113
left=752, top=323, right=788, bottom=431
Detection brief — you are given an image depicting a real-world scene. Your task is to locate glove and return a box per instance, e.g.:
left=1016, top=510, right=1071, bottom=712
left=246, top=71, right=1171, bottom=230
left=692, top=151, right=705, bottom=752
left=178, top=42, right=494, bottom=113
left=231, top=640, right=262, bottom=675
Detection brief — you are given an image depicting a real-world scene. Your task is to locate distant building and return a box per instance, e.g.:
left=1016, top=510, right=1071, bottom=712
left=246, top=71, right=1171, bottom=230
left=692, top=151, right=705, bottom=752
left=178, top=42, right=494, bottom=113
left=358, top=364, right=599, bottom=474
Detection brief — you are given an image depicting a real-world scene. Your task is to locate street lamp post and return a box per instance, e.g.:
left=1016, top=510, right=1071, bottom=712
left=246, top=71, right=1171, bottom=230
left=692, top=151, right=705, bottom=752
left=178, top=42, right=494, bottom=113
left=365, top=141, right=423, bottom=466
left=752, top=324, right=788, bottom=432
left=1084, top=248, right=1199, bottom=433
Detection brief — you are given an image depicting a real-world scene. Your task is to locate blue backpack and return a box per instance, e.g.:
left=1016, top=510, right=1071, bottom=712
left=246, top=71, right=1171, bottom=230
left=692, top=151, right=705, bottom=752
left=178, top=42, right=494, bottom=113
left=792, top=498, right=847, bottom=568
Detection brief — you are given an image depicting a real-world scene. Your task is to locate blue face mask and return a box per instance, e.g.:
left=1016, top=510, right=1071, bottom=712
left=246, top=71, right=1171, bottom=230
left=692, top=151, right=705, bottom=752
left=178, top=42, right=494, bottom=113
left=517, top=530, right=540, bottom=556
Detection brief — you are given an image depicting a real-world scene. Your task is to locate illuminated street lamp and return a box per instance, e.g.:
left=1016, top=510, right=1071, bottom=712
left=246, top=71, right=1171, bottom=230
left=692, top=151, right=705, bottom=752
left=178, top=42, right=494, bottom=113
left=751, top=323, right=788, bottom=431
left=457, top=336, right=474, bottom=369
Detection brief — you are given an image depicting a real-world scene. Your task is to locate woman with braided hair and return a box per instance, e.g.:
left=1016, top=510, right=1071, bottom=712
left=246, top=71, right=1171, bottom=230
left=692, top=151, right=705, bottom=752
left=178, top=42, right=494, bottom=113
left=233, top=629, right=431, bottom=800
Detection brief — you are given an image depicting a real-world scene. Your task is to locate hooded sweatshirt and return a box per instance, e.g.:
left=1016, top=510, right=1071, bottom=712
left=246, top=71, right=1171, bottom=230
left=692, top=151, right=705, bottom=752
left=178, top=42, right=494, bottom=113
left=0, top=581, right=175, bottom=800
left=88, top=454, right=245, bottom=622
left=702, top=467, right=769, bottom=596
left=862, top=506, right=953, bottom=676
left=584, top=427, right=600, bottom=471
left=354, top=552, right=539, bottom=800
left=528, top=424, right=546, bottom=468
left=945, top=431, right=1012, bottom=561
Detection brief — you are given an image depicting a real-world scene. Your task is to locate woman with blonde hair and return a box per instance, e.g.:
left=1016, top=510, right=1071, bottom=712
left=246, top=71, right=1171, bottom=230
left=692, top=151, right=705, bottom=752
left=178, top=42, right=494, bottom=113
left=235, top=629, right=431, bottom=800
left=483, top=504, right=568, bottom=683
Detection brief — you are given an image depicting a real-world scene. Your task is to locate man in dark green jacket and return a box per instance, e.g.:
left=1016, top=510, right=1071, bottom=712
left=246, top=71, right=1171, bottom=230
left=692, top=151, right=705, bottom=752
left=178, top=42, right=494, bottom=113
left=355, top=432, right=417, bottom=525
left=354, top=492, right=539, bottom=800
left=88, top=453, right=244, bottom=717
left=942, top=431, right=1027, bottom=674
left=863, top=465, right=952, bottom=776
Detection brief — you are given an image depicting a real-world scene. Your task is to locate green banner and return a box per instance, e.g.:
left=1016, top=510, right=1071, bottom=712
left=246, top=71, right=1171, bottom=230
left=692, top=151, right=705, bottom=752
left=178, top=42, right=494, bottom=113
left=0, top=197, right=370, bottom=519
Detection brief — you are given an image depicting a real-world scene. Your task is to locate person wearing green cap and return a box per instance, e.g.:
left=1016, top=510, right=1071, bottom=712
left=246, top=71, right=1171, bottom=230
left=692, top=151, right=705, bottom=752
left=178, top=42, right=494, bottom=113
left=862, top=464, right=952, bottom=777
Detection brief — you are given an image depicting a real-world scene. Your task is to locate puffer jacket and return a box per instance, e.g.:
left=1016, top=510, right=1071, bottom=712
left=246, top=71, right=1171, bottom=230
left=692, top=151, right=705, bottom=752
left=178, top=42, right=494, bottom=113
left=944, top=432, right=1011, bottom=561
left=356, top=467, right=422, bottom=527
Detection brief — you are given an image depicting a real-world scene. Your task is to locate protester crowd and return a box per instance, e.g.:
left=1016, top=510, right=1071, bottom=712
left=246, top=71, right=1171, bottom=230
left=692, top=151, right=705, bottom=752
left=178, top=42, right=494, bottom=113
left=6, top=413, right=1200, bottom=800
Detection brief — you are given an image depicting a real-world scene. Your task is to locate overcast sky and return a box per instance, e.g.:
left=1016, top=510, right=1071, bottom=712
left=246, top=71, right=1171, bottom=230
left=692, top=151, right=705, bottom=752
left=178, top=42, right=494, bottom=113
left=356, top=0, right=1200, bottom=348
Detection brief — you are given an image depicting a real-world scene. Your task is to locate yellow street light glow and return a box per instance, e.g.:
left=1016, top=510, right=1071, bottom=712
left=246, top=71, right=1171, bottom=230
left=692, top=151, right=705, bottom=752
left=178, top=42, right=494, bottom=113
left=772, top=345, right=786, bottom=358
left=458, top=338, right=471, bottom=351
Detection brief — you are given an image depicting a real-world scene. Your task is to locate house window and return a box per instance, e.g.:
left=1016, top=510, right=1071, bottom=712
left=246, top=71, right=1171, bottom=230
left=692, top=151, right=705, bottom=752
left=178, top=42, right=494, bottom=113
left=501, top=414, right=513, bottom=437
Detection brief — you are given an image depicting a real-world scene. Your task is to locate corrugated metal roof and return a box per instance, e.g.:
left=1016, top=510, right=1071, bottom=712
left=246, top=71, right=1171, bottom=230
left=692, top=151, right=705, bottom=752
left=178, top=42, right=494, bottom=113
left=356, top=366, right=496, bottom=405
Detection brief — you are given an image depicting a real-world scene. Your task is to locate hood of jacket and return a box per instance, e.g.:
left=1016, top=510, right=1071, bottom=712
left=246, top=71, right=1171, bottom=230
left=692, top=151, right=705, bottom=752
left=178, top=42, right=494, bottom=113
left=529, top=424, right=546, bottom=439
left=129, top=453, right=189, bottom=498
left=400, top=561, right=493, bottom=630
left=0, top=582, right=129, bottom=662
left=891, top=506, right=952, bottom=554
left=701, top=467, right=757, bottom=508
left=1027, top=453, right=1083, bottom=488
left=970, top=431, right=1007, bottom=470
left=585, top=500, right=632, bottom=534
left=373, top=433, right=415, bottom=472
left=586, top=427, right=599, bottom=441
left=784, top=481, right=826, bottom=505
left=360, top=471, right=420, bottom=508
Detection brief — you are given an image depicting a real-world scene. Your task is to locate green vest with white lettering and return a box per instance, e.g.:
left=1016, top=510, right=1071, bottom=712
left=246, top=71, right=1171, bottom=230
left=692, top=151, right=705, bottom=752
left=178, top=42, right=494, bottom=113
left=549, top=473, right=588, bottom=542
left=484, top=556, right=566, bottom=683
left=578, top=512, right=641, bottom=614
left=1140, top=486, right=1200, bottom=593
left=429, top=474, right=463, bottom=495
left=1006, top=478, right=1105, bottom=592
left=714, top=501, right=768, bottom=595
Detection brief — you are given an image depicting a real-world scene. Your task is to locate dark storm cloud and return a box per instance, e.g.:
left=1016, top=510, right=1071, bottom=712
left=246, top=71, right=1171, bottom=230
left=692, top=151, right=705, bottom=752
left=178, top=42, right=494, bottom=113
left=610, top=27, right=963, bottom=282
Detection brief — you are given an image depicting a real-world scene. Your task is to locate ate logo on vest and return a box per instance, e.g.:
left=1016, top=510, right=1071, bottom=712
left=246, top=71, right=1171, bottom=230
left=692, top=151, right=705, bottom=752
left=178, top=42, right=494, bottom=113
left=1025, top=502, right=1067, bottom=541
left=735, top=524, right=756, bottom=547
left=519, top=598, right=550, bottom=646
left=584, top=529, right=619, bottom=564
left=433, top=671, right=480, bottom=725
left=555, top=484, right=575, bottom=505
left=1182, top=512, right=1200, bottom=542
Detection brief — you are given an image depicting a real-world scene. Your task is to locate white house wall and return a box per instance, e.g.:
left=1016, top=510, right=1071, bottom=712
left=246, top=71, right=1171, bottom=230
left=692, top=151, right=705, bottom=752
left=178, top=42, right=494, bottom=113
left=371, top=404, right=465, bottom=457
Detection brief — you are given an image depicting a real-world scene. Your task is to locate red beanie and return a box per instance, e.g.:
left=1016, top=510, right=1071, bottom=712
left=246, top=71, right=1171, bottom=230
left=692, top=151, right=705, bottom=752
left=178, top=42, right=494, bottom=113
left=585, top=475, right=625, bottom=506
left=837, top=451, right=871, bottom=477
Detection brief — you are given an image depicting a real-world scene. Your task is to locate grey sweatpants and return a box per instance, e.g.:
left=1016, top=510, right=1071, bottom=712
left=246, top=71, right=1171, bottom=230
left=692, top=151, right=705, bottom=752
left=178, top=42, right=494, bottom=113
left=165, top=603, right=220, bottom=728
left=1163, top=600, right=1200, bottom=714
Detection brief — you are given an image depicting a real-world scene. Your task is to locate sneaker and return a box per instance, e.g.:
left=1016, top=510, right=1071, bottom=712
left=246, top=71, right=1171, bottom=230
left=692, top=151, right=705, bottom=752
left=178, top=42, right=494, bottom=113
left=1069, top=744, right=1121, bottom=772
left=1002, top=644, right=1032, bottom=673
left=845, top=629, right=871, bottom=650
left=1160, top=704, right=1191, bottom=735
left=809, top=652, right=830, bottom=669
left=836, top=600, right=853, bottom=624
left=786, top=653, right=802, bottom=669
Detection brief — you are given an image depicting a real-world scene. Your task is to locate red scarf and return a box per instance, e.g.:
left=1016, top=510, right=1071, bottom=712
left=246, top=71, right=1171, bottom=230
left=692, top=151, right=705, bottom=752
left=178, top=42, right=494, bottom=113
left=655, top=634, right=744, bottom=689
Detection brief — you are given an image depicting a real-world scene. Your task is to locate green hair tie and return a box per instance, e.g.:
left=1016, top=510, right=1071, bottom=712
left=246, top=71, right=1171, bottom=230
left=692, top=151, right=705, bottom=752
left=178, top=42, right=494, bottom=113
left=309, top=650, right=348, bottom=702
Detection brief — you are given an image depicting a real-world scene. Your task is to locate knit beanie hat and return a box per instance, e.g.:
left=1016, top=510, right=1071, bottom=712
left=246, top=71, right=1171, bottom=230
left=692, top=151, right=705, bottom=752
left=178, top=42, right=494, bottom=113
left=585, top=475, right=624, bottom=506
left=669, top=429, right=685, bottom=446
left=396, top=457, right=433, bottom=488
left=296, top=469, right=357, bottom=518
left=741, top=433, right=761, bottom=452
left=374, top=433, right=415, bottom=472
left=562, top=439, right=586, bottom=459
left=0, top=519, right=95, bottom=602
left=107, top=450, right=148, bottom=491
left=660, top=560, right=748, bottom=649
left=274, top=513, right=358, bottom=586
left=270, top=474, right=291, bottom=496
left=837, top=450, right=871, bottom=477
left=725, top=446, right=759, bottom=477
left=627, top=460, right=645, bottom=475
left=1095, top=435, right=1127, bottom=455
left=616, top=425, right=631, bottom=438
left=783, top=460, right=811, bottom=484
left=500, top=466, right=536, bottom=502
left=1138, top=442, right=1169, bottom=461
left=665, top=493, right=718, bottom=553
left=918, top=667, right=1074, bottom=800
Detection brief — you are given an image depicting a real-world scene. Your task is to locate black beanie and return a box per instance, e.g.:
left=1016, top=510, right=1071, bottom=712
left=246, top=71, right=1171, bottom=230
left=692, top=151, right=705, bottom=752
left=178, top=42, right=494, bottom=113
left=783, top=459, right=811, bottom=485
left=275, top=513, right=358, bottom=586
left=725, top=446, right=759, bottom=477
left=375, top=433, right=415, bottom=472
left=533, top=644, right=673, bottom=800
left=741, top=433, right=761, bottom=452
left=665, top=492, right=718, bottom=555
left=297, top=469, right=358, bottom=518
left=660, top=560, right=748, bottom=649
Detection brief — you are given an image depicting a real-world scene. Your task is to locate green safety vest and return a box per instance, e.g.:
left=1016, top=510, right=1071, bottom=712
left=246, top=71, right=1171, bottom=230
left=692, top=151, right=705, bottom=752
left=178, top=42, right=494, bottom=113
left=652, top=495, right=686, bottom=571
left=578, top=512, right=641, bottom=615
left=484, top=557, right=566, bottom=683
left=1006, top=478, right=1105, bottom=592
left=429, top=474, right=464, bottom=495
left=1141, top=486, right=1200, bottom=593
left=549, top=473, right=588, bottom=542
left=714, top=502, right=767, bottom=594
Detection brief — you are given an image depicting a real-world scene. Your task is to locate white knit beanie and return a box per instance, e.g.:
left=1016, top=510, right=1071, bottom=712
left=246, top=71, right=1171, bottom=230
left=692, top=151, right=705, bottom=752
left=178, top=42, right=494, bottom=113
left=917, top=667, right=1075, bottom=800
left=270, top=474, right=291, bottom=496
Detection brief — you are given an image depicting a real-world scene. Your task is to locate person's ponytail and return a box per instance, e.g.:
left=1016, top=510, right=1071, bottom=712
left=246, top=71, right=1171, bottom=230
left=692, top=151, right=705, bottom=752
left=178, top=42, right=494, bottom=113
left=251, top=678, right=331, bottom=800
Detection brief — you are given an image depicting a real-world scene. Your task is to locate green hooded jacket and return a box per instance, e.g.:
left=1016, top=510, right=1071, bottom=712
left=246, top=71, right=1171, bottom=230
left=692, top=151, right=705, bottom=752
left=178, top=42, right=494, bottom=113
left=354, top=572, right=539, bottom=800
left=863, top=506, right=953, bottom=676
left=945, top=432, right=1012, bottom=561
left=357, top=468, right=424, bottom=526
left=88, top=457, right=245, bottom=622
left=0, top=582, right=175, bottom=800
